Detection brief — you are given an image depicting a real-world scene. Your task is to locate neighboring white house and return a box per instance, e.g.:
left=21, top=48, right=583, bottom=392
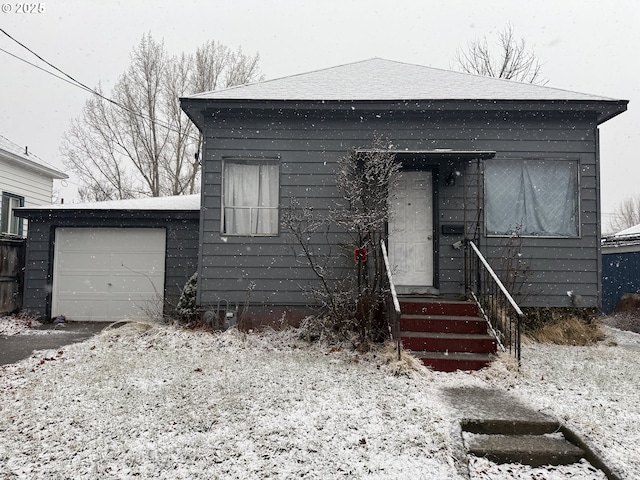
left=0, top=135, right=67, bottom=237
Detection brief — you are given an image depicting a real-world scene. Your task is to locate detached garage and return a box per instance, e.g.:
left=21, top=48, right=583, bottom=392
left=17, top=195, right=200, bottom=322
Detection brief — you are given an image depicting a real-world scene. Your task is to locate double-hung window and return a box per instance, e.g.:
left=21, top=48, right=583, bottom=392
left=1, top=192, right=24, bottom=236
left=222, top=159, right=280, bottom=236
left=485, top=159, right=579, bottom=237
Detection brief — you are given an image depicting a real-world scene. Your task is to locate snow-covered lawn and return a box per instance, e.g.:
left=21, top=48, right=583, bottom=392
left=0, top=322, right=638, bottom=479
left=0, top=315, right=63, bottom=336
left=450, top=325, right=640, bottom=479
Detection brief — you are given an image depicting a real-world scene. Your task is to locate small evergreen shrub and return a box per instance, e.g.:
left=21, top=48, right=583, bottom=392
left=177, top=272, right=198, bottom=323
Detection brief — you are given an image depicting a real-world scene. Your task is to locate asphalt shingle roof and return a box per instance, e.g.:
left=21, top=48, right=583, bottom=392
left=186, top=58, right=618, bottom=102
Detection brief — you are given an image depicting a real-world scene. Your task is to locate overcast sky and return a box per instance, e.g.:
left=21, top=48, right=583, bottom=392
left=0, top=0, right=637, bottom=230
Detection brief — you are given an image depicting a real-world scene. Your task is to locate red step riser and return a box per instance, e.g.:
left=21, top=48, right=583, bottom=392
left=402, top=337, right=497, bottom=354
left=400, top=302, right=479, bottom=317
left=420, top=357, right=492, bottom=372
left=400, top=317, right=487, bottom=335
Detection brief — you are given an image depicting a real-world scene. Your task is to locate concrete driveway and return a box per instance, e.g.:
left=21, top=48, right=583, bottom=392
left=0, top=322, right=108, bottom=366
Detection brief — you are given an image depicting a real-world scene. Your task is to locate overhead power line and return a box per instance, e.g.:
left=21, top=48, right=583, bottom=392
left=0, top=46, right=94, bottom=94
left=0, top=27, right=200, bottom=141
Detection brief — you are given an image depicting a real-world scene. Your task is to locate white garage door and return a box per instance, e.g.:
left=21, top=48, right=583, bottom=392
left=52, top=228, right=166, bottom=322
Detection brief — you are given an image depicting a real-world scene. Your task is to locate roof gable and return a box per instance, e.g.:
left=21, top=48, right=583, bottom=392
left=0, top=135, right=67, bottom=179
left=186, top=58, right=619, bottom=103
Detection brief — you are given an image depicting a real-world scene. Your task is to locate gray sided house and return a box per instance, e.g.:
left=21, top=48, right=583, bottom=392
left=181, top=59, right=627, bottom=325
left=17, top=195, right=199, bottom=322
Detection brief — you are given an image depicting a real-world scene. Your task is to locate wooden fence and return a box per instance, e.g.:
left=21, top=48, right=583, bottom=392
left=0, top=235, right=25, bottom=314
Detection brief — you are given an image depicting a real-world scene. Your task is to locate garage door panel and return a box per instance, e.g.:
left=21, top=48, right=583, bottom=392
left=53, top=297, right=110, bottom=322
left=58, top=230, right=111, bottom=250
left=57, top=253, right=111, bottom=271
left=107, top=276, right=163, bottom=294
left=111, top=253, right=165, bottom=273
left=55, top=274, right=109, bottom=294
left=52, top=228, right=166, bottom=322
left=110, top=297, right=156, bottom=320
left=55, top=274, right=162, bottom=295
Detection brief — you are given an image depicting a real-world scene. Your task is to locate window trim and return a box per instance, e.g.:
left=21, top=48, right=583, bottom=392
left=484, top=158, right=581, bottom=239
left=221, top=157, right=281, bottom=237
left=1, top=192, right=25, bottom=236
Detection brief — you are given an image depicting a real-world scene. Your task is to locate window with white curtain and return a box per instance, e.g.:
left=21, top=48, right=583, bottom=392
left=485, top=159, right=579, bottom=237
left=222, top=160, right=280, bottom=235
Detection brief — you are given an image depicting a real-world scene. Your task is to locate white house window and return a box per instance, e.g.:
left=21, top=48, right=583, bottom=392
left=222, top=160, right=280, bottom=235
left=1, top=192, right=24, bottom=236
left=485, top=159, right=579, bottom=237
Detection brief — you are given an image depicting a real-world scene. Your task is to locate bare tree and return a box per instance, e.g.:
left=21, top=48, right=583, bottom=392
left=455, top=24, right=546, bottom=84
left=609, top=195, right=640, bottom=233
left=62, top=33, right=262, bottom=201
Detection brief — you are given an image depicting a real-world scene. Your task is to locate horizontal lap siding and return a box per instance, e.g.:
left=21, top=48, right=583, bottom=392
left=481, top=119, right=599, bottom=307
left=21, top=221, right=50, bottom=317
left=200, top=114, right=391, bottom=307
left=0, top=161, right=53, bottom=205
left=200, top=110, right=600, bottom=309
left=0, top=161, right=55, bottom=236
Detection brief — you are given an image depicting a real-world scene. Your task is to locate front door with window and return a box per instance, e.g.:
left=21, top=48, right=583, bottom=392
left=388, top=170, right=434, bottom=294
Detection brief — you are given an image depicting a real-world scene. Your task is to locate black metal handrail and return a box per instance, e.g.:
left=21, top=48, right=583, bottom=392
left=465, top=239, right=523, bottom=364
left=380, top=239, right=402, bottom=360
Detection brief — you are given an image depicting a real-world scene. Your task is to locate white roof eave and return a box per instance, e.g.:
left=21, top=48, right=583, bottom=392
left=1, top=149, right=68, bottom=180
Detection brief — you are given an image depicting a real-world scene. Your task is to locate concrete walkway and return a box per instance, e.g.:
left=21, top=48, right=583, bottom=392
left=441, top=387, right=620, bottom=479
left=0, top=322, right=108, bottom=366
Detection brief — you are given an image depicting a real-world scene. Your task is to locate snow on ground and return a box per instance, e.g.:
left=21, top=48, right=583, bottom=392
left=0, top=322, right=638, bottom=479
left=0, top=324, right=458, bottom=479
left=469, top=325, right=640, bottom=479
left=468, top=456, right=607, bottom=480
left=0, top=315, right=64, bottom=336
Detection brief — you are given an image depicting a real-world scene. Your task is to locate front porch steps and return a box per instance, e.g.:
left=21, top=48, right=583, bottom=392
left=399, top=298, right=497, bottom=372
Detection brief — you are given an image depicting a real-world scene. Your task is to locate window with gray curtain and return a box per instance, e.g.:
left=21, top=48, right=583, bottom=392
left=223, top=161, right=279, bottom=235
left=485, top=159, right=579, bottom=236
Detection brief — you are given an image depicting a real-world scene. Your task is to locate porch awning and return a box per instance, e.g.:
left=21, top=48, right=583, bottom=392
left=354, top=149, right=496, bottom=160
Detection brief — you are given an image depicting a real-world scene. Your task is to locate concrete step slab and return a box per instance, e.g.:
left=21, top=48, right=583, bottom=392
left=464, top=432, right=585, bottom=467
left=462, top=418, right=561, bottom=436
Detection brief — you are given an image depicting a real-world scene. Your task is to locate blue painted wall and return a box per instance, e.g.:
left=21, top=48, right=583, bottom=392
left=602, top=250, right=640, bottom=314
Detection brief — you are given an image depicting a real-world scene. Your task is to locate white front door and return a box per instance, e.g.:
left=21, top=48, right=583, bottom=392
left=388, top=170, right=434, bottom=294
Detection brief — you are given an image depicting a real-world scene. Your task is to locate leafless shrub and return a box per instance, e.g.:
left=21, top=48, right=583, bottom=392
left=136, top=293, right=166, bottom=323
left=282, top=136, right=401, bottom=349
left=237, top=281, right=256, bottom=332
left=494, top=225, right=532, bottom=304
